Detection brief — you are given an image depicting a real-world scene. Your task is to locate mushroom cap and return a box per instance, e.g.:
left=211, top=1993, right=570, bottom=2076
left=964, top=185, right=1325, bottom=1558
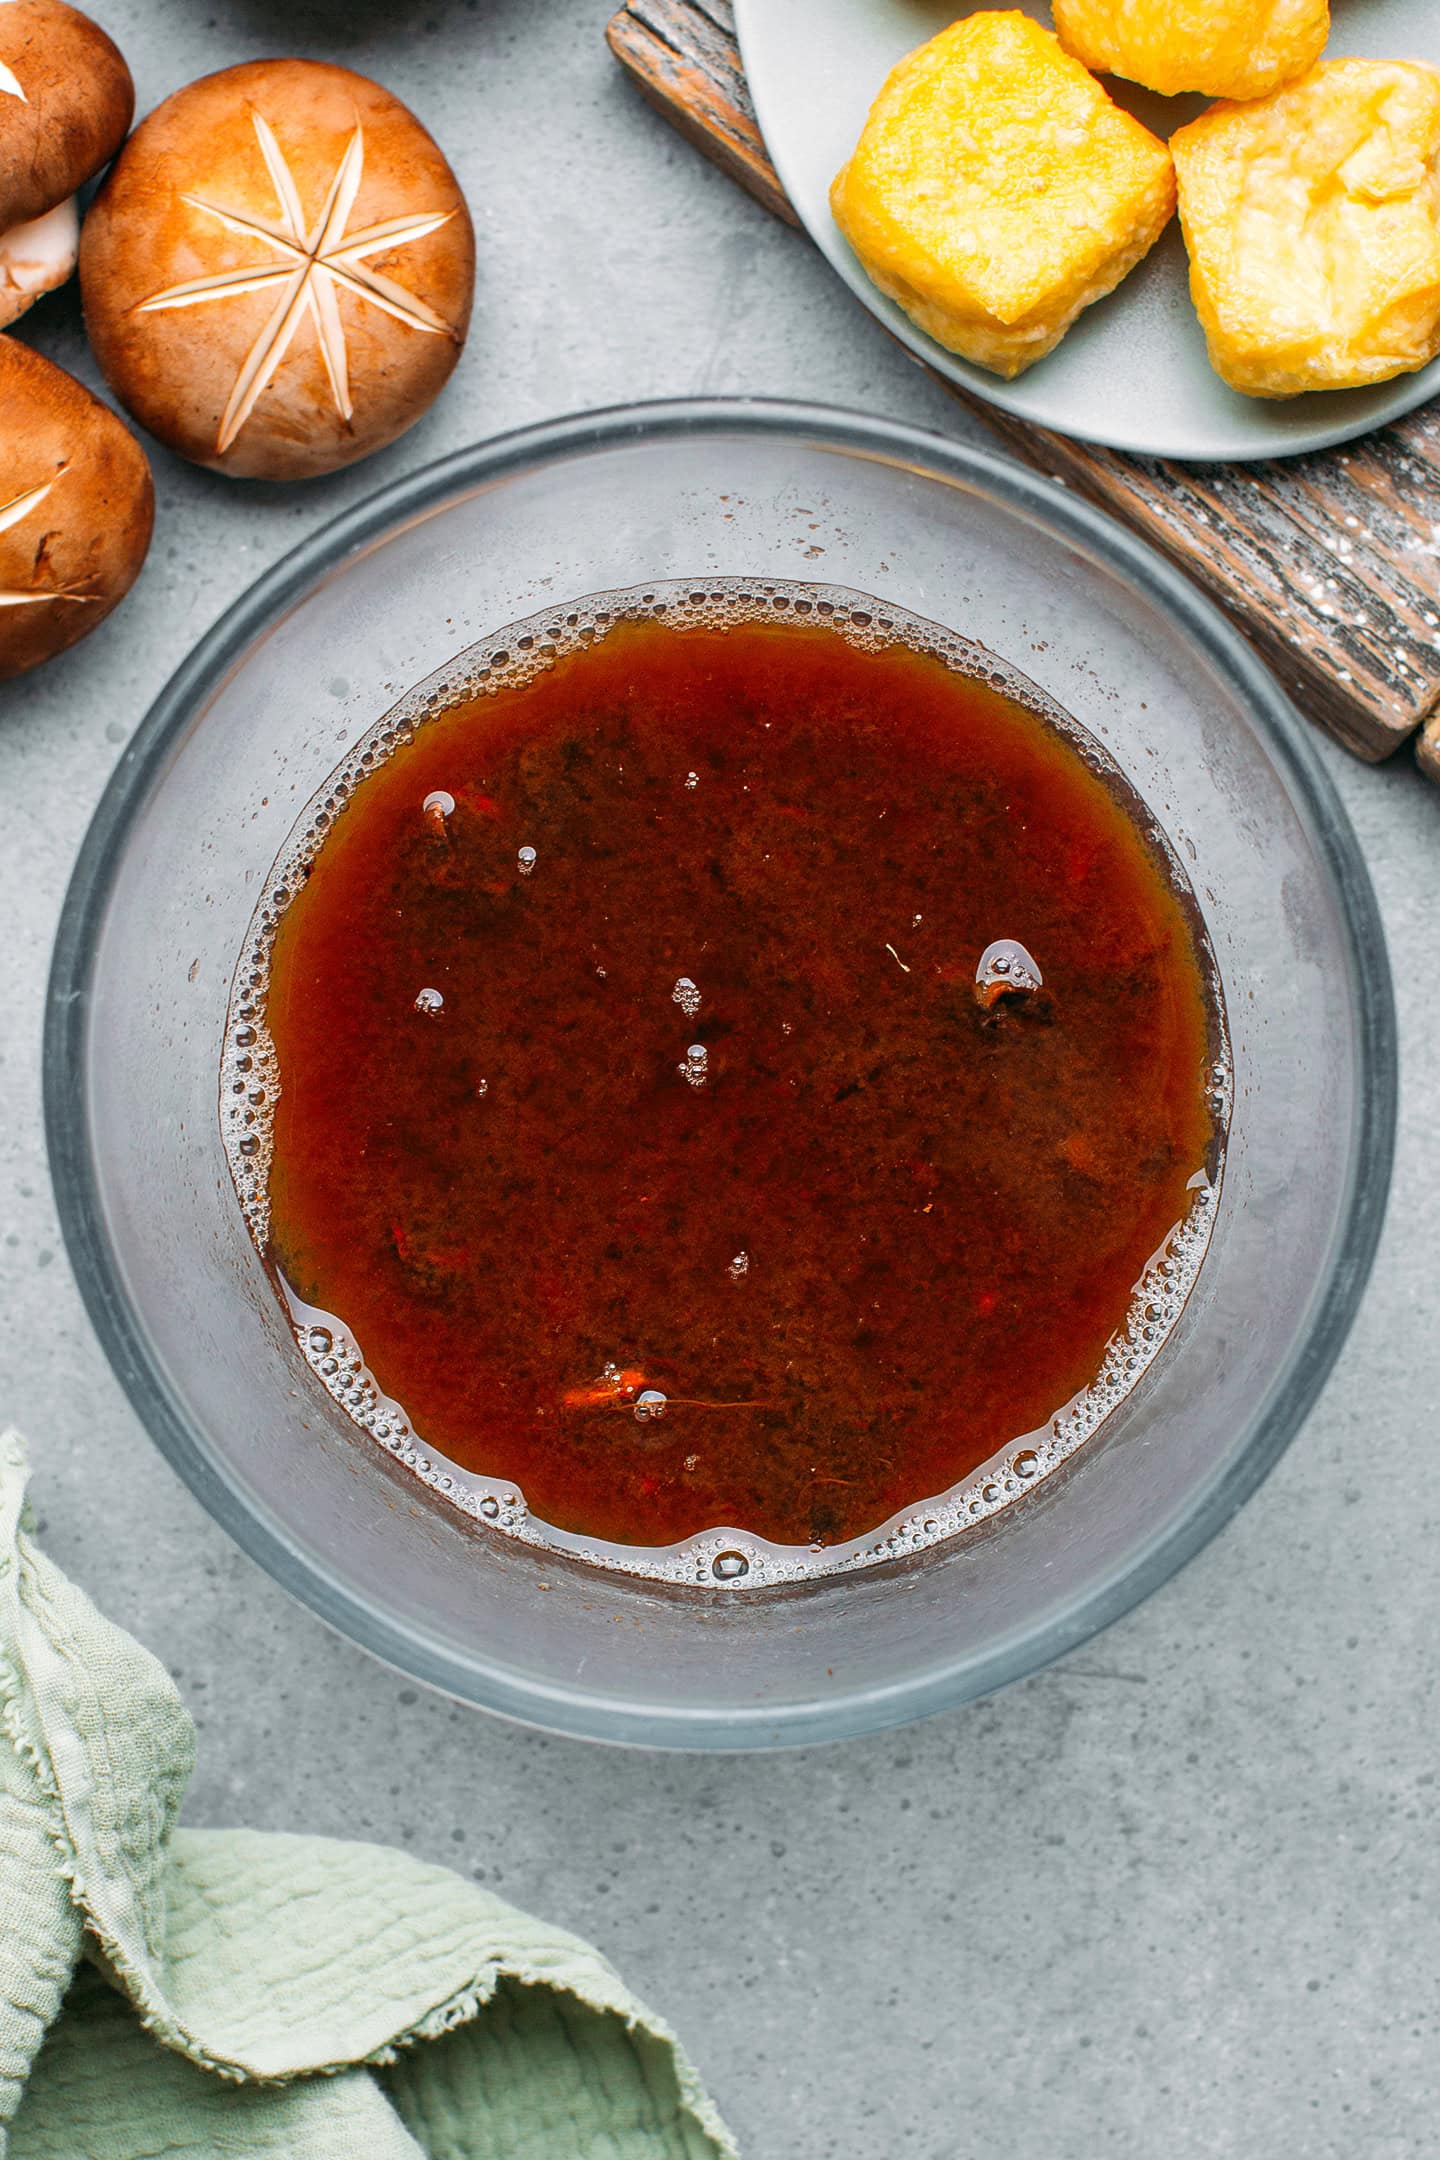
left=0, top=0, right=133, bottom=229
left=79, top=59, right=476, bottom=481
left=0, top=333, right=154, bottom=679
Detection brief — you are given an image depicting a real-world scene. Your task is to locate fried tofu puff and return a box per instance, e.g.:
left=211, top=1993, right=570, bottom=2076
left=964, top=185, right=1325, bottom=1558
left=1173, top=60, right=1440, bottom=398
left=1053, top=0, right=1329, bottom=102
left=829, top=11, right=1174, bottom=379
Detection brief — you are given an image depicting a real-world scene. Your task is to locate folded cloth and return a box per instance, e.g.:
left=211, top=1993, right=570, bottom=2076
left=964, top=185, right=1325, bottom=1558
left=0, top=1429, right=736, bottom=2159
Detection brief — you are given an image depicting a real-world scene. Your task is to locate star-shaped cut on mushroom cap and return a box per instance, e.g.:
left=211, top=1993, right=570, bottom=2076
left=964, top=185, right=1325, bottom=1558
left=0, top=476, right=94, bottom=608
left=137, top=111, right=457, bottom=455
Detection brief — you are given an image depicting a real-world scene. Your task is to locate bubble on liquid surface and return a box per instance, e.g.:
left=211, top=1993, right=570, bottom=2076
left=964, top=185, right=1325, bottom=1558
left=679, top=1043, right=708, bottom=1087
left=221, top=575, right=1230, bottom=1595
left=975, top=939, right=1043, bottom=1008
left=672, top=976, right=701, bottom=1017
left=728, top=1251, right=750, bottom=1281
left=257, top=1164, right=1221, bottom=1592
left=413, top=986, right=444, bottom=1015
left=422, top=789, right=455, bottom=821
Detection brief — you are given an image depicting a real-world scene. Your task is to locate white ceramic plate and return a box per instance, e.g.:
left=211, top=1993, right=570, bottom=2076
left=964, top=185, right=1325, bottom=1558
left=734, top=0, right=1440, bottom=461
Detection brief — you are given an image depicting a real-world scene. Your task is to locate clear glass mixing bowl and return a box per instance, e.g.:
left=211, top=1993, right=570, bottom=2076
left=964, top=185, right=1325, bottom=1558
left=45, top=401, right=1396, bottom=1749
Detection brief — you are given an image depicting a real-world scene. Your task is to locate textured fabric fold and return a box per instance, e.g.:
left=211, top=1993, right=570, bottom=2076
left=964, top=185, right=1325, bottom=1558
left=0, top=1429, right=736, bottom=2160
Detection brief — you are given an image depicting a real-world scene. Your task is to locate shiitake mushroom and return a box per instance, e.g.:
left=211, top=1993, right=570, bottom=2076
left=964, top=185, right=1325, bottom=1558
left=0, top=334, right=153, bottom=679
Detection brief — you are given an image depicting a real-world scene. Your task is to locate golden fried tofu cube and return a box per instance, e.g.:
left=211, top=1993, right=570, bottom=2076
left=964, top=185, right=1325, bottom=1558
left=1172, top=60, right=1440, bottom=399
left=829, top=11, right=1175, bottom=380
left=1053, top=0, right=1329, bottom=102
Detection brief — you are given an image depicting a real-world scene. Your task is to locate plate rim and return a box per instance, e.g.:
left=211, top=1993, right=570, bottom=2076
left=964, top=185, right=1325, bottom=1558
left=733, top=0, right=1440, bottom=464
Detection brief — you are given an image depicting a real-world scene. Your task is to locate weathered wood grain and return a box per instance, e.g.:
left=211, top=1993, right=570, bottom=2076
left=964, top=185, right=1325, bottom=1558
left=608, top=0, right=1440, bottom=776
left=981, top=414, right=1440, bottom=765
left=606, top=0, right=796, bottom=226
left=1418, top=709, right=1440, bottom=786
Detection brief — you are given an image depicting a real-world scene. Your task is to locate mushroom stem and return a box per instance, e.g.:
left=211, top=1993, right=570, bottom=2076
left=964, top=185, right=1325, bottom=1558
left=0, top=196, right=79, bottom=327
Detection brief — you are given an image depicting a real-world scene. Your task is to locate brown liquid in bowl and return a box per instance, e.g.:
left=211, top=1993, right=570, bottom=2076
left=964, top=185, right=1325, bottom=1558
left=260, top=611, right=1218, bottom=1550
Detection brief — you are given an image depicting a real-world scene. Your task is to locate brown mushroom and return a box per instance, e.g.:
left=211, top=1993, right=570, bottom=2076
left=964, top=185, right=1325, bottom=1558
left=0, top=1, right=132, bottom=322
left=79, top=59, right=476, bottom=481
left=0, top=333, right=153, bottom=679
left=0, top=0, right=132, bottom=225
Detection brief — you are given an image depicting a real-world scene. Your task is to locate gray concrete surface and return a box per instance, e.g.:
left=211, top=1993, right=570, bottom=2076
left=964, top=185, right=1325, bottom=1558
left=2, top=5, right=1437, bottom=2155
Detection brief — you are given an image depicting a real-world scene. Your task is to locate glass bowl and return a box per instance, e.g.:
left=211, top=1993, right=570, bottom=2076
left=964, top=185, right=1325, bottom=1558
left=45, top=400, right=1396, bottom=1750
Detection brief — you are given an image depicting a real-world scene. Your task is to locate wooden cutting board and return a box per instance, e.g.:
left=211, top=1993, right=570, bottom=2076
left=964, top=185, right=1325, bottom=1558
left=608, top=0, right=1440, bottom=782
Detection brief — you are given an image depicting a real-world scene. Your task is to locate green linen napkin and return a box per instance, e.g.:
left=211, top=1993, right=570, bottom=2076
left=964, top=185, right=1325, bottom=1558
left=0, top=1428, right=736, bottom=2159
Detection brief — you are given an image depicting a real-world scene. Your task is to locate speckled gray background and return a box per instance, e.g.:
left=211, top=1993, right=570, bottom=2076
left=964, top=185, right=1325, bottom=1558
left=2, top=6, right=1437, bottom=2156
